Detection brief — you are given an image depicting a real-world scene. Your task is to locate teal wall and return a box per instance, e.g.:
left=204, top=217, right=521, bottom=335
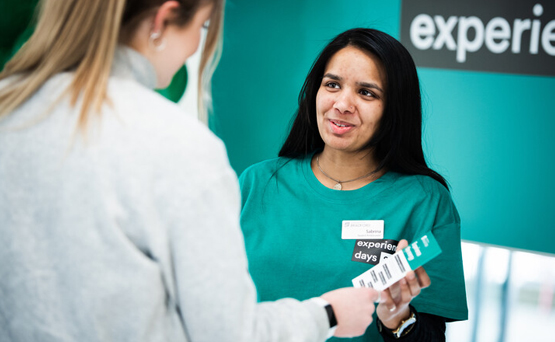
left=212, top=0, right=555, bottom=255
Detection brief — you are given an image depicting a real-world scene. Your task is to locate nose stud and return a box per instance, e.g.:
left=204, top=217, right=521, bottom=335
left=333, top=103, right=355, bottom=113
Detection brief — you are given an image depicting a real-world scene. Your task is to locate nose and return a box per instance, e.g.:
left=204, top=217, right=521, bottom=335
left=332, top=91, right=355, bottom=114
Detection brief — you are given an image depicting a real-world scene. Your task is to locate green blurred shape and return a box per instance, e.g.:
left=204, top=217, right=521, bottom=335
left=155, top=64, right=188, bottom=103
left=0, top=0, right=38, bottom=70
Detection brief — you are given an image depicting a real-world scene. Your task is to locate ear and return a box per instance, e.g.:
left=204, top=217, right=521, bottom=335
left=151, top=1, right=181, bottom=34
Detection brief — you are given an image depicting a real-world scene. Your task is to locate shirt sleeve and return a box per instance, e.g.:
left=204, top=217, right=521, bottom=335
left=154, top=140, right=330, bottom=342
left=411, top=180, right=468, bottom=321
left=378, top=310, right=447, bottom=342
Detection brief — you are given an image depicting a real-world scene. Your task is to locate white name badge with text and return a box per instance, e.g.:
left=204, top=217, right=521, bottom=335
left=341, top=220, right=384, bottom=240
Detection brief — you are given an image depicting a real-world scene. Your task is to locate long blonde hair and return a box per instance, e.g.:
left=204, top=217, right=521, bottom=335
left=0, top=0, right=224, bottom=129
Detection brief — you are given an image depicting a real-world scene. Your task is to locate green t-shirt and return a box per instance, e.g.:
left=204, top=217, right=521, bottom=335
left=239, top=155, right=468, bottom=341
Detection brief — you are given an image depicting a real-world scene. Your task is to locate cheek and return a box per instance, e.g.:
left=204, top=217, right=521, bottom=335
left=316, top=91, right=333, bottom=115
left=375, top=105, right=385, bottom=123
left=178, top=29, right=202, bottom=60
left=189, top=30, right=202, bottom=53
left=368, top=108, right=384, bottom=131
left=315, top=93, right=326, bottom=131
left=315, top=92, right=323, bottom=116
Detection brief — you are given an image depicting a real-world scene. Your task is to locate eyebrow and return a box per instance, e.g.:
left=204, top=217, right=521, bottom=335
left=323, top=73, right=384, bottom=93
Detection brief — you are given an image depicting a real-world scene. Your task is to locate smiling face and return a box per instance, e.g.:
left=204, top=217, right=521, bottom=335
left=316, top=45, right=386, bottom=155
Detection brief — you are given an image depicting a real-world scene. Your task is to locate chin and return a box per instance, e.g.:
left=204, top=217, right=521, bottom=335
left=325, top=144, right=353, bottom=152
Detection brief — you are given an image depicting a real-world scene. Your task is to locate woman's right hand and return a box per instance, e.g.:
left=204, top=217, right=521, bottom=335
left=320, top=287, right=379, bottom=337
left=375, top=239, right=431, bottom=329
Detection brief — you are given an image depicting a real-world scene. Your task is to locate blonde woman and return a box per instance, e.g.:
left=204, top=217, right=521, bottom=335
left=0, top=1, right=381, bottom=341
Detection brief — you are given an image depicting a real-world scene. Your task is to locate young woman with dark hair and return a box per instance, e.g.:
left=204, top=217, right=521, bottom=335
left=240, top=28, right=468, bottom=341
left=280, top=28, right=446, bottom=188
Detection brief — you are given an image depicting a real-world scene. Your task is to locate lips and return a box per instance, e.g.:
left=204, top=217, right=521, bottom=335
left=329, top=119, right=355, bottom=134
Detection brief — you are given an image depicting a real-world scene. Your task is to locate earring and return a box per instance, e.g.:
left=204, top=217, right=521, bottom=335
left=149, top=31, right=166, bottom=51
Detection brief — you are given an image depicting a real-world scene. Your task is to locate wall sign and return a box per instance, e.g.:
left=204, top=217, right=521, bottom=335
left=401, top=0, right=555, bottom=76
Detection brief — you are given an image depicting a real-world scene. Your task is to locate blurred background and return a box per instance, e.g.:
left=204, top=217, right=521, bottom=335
left=2, top=1, right=554, bottom=341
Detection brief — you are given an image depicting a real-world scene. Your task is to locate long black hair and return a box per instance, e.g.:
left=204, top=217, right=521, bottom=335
left=278, top=28, right=448, bottom=189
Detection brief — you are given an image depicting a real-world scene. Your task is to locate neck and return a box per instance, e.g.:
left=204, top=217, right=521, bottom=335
left=321, top=148, right=379, bottom=177
left=312, top=148, right=385, bottom=190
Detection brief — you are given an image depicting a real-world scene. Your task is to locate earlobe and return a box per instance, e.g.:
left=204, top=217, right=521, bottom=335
left=149, top=31, right=166, bottom=51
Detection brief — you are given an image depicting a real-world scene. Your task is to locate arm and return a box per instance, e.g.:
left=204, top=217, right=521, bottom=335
left=374, top=237, right=455, bottom=341
left=158, top=141, right=377, bottom=342
left=375, top=240, right=431, bottom=329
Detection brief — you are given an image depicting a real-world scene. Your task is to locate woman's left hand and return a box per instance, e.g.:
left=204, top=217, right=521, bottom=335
left=375, top=239, right=431, bottom=329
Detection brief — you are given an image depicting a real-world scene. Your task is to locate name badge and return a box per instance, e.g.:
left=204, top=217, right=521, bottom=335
left=341, top=220, right=384, bottom=239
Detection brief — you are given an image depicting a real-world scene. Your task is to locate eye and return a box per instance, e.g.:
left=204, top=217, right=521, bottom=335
left=325, top=81, right=340, bottom=89
left=359, top=88, right=378, bottom=99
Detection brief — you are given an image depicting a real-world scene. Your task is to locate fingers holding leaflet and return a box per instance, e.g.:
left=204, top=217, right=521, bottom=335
left=376, top=289, right=396, bottom=312
left=415, top=266, right=431, bottom=289
left=376, top=275, right=412, bottom=328
left=375, top=239, right=432, bottom=328
left=321, top=287, right=379, bottom=338
left=396, top=239, right=408, bottom=250
left=404, top=271, right=422, bottom=298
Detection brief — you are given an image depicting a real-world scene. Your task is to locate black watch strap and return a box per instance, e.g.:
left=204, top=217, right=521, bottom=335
left=310, top=298, right=338, bottom=339
left=324, top=304, right=337, bottom=328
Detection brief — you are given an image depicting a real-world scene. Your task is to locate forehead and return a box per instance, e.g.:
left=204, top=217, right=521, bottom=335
left=324, top=46, right=386, bottom=87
